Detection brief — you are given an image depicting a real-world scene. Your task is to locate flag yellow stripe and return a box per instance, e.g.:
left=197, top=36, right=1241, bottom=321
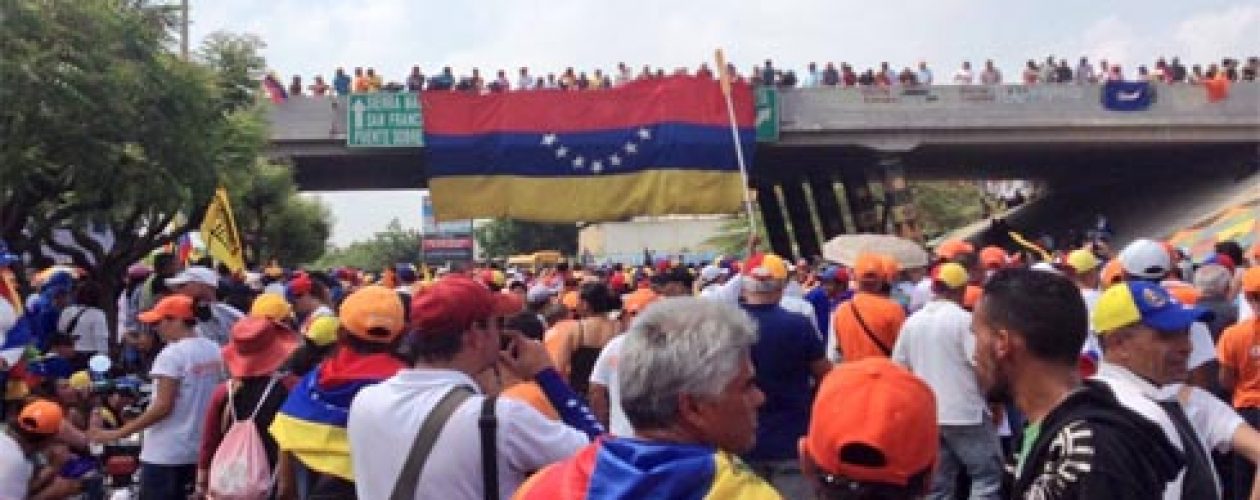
left=429, top=170, right=744, bottom=222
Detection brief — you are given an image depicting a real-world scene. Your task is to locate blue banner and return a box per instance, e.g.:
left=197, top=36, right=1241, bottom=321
left=1102, top=81, right=1153, bottom=111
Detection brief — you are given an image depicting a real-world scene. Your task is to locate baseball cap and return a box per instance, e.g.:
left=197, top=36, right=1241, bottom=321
left=1118, top=239, right=1171, bottom=280
left=137, top=294, right=196, bottom=324
left=935, top=240, right=974, bottom=260
left=165, top=266, right=218, bottom=288
left=804, top=358, right=938, bottom=489
left=68, top=371, right=92, bottom=391
left=878, top=255, right=900, bottom=280
left=853, top=253, right=888, bottom=282
left=250, top=293, right=293, bottom=321
left=410, top=276, right=523, bottom=336
left=699, top=265, right=724, bottom=283
left=932, top=263, right=969, bottom=289
left=339, top=285, right=406, bottom=343
left=744, top=254, right=788, bottom=280
left=1092, top=281, right=1209, bottom=334
left=1066, top=248, right=1100, bottom=274
left=17, top=399, right=63, bottom=435
left=818, top=266, right=849, bottom=284
left=1100, top=258, right=1124, bottom=287
left=1242, top=267, right=1260, bottom=294
left=979, top=246, right=1007, bottom=269
left=306, top=315, right=341, bottom=347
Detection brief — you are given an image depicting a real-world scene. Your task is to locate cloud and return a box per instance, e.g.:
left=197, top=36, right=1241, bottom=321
left=1173, top=5, right=1260, bottom=63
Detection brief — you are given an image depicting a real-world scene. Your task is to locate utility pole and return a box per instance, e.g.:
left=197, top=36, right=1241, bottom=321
left=180, top=0, right=189, bottom=59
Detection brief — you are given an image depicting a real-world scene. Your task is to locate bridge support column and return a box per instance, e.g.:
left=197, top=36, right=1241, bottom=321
left=780, top=176, right=822, bottom=259
left=841, top=169, right=881, bottom=233
left=754, top=180, right=794, bottom=258
left=807, top=171, right=847, bottom=240
left=879, top=155, right=921, bottom=240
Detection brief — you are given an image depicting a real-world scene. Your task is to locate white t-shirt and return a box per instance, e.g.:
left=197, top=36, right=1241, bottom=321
left=0, top=433, right=32, bottom=500
left=140, top=335, right=223, bottom=465
left=349, top=369, right=588, bottom=500
left=1239, top=295, right=1254, bottom=321
left=58, top=305, right=109, bottom=355
left=1160, top=384, right=1244, bottom=454
left=1188, top=322, right=1216, bottom=371
left=891, top=300, right=986, bottom=425
left=589, top=335, right=632, bottom=436
left=1080, top=288, right=1102, bottom=356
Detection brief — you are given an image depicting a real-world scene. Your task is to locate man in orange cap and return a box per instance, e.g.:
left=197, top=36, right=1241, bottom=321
left=2, top=399, right=79, bottom=498
left=1218, top=267, right=1260, bottom=496
left=91, top=294, right=224, bottom=499
left=830, top=253, right=906, bottom=363
left=800, top=358, right=938, bottom=499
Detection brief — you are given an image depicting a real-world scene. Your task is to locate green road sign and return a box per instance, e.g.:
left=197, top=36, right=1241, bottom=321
left=755, top=87, right=779, bottom=143
left=347, top=93, right=424, bottom=147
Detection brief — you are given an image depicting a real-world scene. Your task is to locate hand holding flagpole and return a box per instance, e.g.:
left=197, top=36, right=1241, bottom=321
left=715, top=49, right=758, bottom=240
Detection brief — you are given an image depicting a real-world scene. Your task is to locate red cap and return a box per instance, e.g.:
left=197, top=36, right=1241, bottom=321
left=935, top=240, right=974, bottom=260
left=410, top=276, right=523, bottom=335
left=805, top=358, right=937, bottom=488
left=288, top=272, right=313, bottom=296
left=979, top=246, right=1007, bottom=269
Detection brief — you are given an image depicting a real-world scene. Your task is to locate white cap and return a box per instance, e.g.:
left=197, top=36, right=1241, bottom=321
left=1118, top=238, right=1171, bottom=280
left=699, top=265, right=723, bottom=283
left=526, top=285, right=555, bottom=304
left=165, top=266, right=219, bottom=288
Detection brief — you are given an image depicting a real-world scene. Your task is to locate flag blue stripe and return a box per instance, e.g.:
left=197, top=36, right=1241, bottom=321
left=277, top=370, right=379, bottom=427
left=425, top=122, right=755, bottom=177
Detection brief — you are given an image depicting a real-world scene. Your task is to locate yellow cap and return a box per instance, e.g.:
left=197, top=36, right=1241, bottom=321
left=68, top=371, right=92, bottom=391
left=250, top=293, right=293, bottom=321
left=1067, top=249, right=1100, bottom=274
left=305, top=315, right=340, bottom=347
left=933, top=263, right=969, bottom=289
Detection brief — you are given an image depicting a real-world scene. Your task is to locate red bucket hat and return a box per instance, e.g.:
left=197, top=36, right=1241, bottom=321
left=222, top=316, right=299, bottom=377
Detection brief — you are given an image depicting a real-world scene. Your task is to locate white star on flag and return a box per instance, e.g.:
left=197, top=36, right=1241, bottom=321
left=555, top=146, right=568, bottom=158
left=624, top=143, right=638, bottom=154
left=608, top=154, right=622, bottom=166
left=541, top=133, right=558, bottom=146
left=573, top=156, right=585, bottom=168
left=637, top=128, right=652, bottom=140
left=591, top=161, right=603, bottom=173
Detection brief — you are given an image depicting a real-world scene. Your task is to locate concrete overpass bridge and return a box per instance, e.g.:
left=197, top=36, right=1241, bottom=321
left=268, top=83, right=1260, bottom=259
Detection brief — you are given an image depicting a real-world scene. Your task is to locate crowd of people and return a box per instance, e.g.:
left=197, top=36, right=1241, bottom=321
left=2, top=232, right=1260, bottom=499
left=275, top=55, right=1260, bottom=97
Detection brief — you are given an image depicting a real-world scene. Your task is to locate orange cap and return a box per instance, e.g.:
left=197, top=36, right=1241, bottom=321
left=878, top=255, right=900, bottom=281
left=1164, top=281, right=1202, bottom=306
left=1100, top=258, right=1124, bottom=287
left=137, top=295, right=196, bottom=324
left=1242, top=267, right=1260, bottom=294
left=339, top=285, right=405, bottom=343
left=979, top=246, right=1006, bottom=269
left=805, top=358, right=937, bottom=488
left=562, top=290, right=580, bottom=310
left=17, top=399, right=63, bottom=435
left=854, top=253, right=888, bottom=282
left=935, top=240, right=974, bottom=260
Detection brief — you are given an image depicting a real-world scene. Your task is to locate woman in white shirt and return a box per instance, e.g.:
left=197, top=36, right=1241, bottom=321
left=58, top=281, right=110, bottom=368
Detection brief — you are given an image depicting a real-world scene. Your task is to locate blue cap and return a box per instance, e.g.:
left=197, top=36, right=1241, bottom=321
left=1093, top=280, right=1210, bottom=334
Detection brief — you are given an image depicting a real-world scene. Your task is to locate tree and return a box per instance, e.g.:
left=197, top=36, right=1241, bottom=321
left=0, top=1, right=262, bottom=336
left=316, top=219, right=422, bottom=270
left=228, top=160, right=331, bottom=265
left=197, top=31, right=267, bottom=113
left=703, top=214, right=766, bottom=257
left=910, top=181, right=990, bottom=239
left=474, top=219, right=578, bottom=259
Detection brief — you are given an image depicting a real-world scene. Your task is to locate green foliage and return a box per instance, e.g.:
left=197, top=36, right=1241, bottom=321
left=196, top=31, right=266, bottom=113
left=475, top=219, right=578, bottom=259
left=911, top=181, right=990, bottom=239
left=316, top=219, right=422, bottom=270
left=702, top=214, right=765, bottom=257
left=228, top=160, right=331, bottom=265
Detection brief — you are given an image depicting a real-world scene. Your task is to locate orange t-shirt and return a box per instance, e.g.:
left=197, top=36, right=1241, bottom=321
left=500, top=382, right=559, bottom=420
left=832, top=292, right=906, bottom=361
left=1217, top=318, right=1260, bottom=408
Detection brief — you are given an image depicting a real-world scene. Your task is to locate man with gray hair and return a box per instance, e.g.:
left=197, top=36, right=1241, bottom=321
left=1195, top=263, right=1238, bottom=337
left=517, top=297, right=781, bottom=498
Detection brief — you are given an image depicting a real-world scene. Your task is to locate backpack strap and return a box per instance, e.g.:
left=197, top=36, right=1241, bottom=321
left=390, top=386, right=474, bottom=500
left=847, top=300, right=891, bottom=356
left=479, top=395, right=499, bottom=500
left=246, top=376, right=281, bottom=420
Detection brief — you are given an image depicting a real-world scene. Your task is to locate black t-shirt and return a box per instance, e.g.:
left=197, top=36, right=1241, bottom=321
left=1015, top=380, right=1184, bottom=500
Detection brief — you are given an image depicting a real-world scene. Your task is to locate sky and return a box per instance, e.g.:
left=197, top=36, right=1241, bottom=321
left=189, top=0, right=1259, bottom=247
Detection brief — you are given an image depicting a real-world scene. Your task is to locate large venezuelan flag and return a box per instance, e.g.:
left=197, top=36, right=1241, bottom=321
left=422, top=76, right=755, bottom=222
left=514, top=438, right=781, bottom=500
left=268, top=349, right=405, bottom=481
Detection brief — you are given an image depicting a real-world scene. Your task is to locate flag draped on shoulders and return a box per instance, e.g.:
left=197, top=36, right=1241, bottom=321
left=514, top=438, right=781, bottom=500
left=269, top=348, right=405, bottom=481
left=422, top=76, right=755, bottom=222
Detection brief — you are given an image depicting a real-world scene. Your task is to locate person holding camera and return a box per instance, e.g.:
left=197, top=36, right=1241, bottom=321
left=348, top=275, right=601, bottom=499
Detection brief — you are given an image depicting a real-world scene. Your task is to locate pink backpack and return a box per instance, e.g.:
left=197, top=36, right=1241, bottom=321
left=208, top=377, right=279, bottom=500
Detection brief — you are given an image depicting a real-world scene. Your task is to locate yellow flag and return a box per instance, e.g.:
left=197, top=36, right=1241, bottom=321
left=714, top=48, right=732, bottom=98
left=200, top=187, right=245, bottom=272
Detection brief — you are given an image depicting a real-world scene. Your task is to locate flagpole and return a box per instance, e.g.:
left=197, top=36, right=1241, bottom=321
left=715, top=49, right=758, bottom=239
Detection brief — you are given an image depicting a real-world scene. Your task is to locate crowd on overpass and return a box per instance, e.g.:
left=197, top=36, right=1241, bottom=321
left=275, top=54, right=1259, bottom=98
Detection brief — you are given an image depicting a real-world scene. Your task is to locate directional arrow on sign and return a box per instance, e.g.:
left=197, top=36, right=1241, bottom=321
left=757, top=107, right=771, bottom=127
left=350, top=99, right=367, bottom=129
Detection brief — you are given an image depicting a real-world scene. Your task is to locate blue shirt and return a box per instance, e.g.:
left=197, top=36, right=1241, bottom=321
left=804, top=287, right=851, bottom=333
left=333, top=74, right=351, bottom=95
left=741, top=302, right=825, bottom=461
